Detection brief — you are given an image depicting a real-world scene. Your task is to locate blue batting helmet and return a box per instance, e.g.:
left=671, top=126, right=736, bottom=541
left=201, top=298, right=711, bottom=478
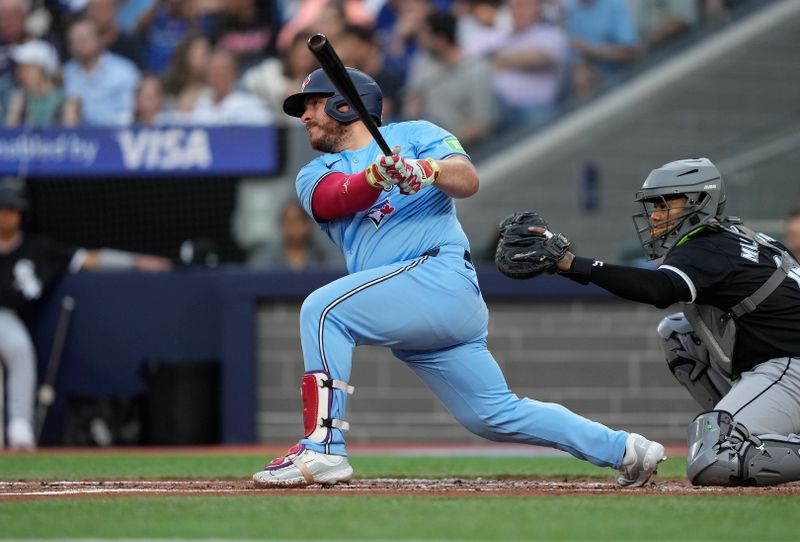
left=283, top=67, right=383, bottom=126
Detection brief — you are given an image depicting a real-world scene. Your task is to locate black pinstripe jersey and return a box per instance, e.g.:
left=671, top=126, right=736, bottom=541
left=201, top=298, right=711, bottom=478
left=659, top=228, right=800, bottom=372
left=0, top=234, right=76, bottom=322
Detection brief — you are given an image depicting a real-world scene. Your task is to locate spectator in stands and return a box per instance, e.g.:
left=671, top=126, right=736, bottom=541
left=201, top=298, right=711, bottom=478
left=208, top=0, right=278, bottom=73
left=455, top=0, right=511, bottom=58
left=62, top=19, right=140, bottom=125
left=540, top=0, right=566, bottom=25
left=117, top=0, right=156, bottom=34
left=336, top=24, right=404, bottom=123
left=375, top=0, right=433, bottom=81
left=242, top=31, right=316, bottom=126
left=136, top=0, right=212, bottom=75
left=133, top=73, right=165, bottom=124
left=246, top=199, right=333, bottom=270
left=87, top=0, right=144, bottom=68
left=404, top=10, right=496, bottom=146
left=0, top=177, right=171, bottom=450
left=0, top=0, right=31, bottom=77
left=488, top=0, right=570, bottom=129
left=276, top=0, right=373, bottom=55
left=4, top=40, right=65, bottom=127
left=190, top=48, right=272, bottom=125
left=625, top=0, right=700, bottom=54
left=785, top=209, right=800, bottom=262
left=161, top=30, right=211, bottom=123
left=563, top=0, right=640, bottom=101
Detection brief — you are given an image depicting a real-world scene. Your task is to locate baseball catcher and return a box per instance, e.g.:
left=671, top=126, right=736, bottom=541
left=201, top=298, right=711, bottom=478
left=498, top=158, right=800, bottom=487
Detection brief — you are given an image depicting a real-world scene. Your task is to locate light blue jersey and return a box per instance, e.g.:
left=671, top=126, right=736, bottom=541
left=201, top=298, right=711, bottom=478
left=296, top=120, right=470, bottom=272
left=288, top=119, right=629, bottom=474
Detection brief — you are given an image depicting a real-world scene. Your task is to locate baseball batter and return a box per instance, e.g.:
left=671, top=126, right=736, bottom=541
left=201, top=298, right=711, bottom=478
left=521, top=158, right=800, bottom=486
left=252, top=68, right=665, bottom=488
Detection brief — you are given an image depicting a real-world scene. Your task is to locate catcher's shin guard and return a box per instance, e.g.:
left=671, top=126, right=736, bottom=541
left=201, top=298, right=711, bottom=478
left=687, top=411, right=800, bottom=486
left=658, top=313, right=731, bottom=410
left=687, top=411, right=742, bottom=486
left=302, top=370, right=354, bottom=443
left=740, top=435, right=800, bottom=486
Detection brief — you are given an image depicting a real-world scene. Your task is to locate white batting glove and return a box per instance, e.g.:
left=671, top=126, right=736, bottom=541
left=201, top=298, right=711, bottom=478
left=365, top=146, right=404, bottom=191
left=396, top=158, right=440, bottom=196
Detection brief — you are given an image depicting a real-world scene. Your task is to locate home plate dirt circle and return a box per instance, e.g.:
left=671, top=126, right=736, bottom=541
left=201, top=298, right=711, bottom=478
left=3, top=479, right=800, bottom=499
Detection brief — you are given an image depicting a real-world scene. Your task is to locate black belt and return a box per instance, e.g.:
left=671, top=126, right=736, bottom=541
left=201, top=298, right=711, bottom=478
left=423, top=247, right=472, bottom=264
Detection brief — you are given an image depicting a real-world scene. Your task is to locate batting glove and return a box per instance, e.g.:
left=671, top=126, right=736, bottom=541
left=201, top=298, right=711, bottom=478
left=365, top=146, right=404, bottom=191
left=396, top=158, right=440, bottom=195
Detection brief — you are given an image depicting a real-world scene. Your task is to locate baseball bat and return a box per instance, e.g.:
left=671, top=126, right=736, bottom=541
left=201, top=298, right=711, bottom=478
left=307, top=33, right=393, bottom=156
left=35, top=296, right=75, bottom=443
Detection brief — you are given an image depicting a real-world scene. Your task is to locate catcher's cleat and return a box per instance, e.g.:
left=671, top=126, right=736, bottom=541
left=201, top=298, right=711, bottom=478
left=252, top=443, right=353, bottom=488
left=617, top=433, right=666, bottom=488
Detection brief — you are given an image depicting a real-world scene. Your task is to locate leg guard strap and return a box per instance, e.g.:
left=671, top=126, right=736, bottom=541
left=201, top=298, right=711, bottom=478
left=289, top=453, right=316, bottom=485
left=302, top=370, right=354, bottom=443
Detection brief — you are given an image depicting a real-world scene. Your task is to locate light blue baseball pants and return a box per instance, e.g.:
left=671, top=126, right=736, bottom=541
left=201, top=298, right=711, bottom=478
left=297, top=245, right=628, bottom=468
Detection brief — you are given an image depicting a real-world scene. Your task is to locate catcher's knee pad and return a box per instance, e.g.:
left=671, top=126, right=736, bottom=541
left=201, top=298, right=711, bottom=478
left=658, top=313, right=731, bottom=410
left=302, top=370, right=354, bottom=444
left=686, top=411, right=800, bottom=486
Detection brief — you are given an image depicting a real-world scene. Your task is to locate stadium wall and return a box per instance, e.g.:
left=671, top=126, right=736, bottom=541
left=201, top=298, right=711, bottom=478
left=34, top=268, right=698, bottom=447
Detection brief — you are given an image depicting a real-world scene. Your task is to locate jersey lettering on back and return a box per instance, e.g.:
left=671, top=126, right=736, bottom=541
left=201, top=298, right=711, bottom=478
left=739, top=239, right=759, bottom=263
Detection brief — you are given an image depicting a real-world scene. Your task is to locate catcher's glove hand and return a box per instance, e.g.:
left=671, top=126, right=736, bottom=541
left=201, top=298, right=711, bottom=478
left=495, top=211, right=571, bottom=279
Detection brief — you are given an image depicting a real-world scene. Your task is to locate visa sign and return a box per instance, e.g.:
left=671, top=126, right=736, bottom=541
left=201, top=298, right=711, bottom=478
left=116, top=128, right=212, bottom=170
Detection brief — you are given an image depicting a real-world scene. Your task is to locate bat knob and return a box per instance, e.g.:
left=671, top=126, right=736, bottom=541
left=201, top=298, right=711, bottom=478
left=308, top=33, right=328, bottom=51
left=38, top=385, right=55, bottom=406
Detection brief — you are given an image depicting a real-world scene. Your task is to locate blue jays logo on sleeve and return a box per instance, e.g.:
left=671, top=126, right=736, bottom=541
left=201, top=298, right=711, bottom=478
left=366, top=198, right=395, bottom=228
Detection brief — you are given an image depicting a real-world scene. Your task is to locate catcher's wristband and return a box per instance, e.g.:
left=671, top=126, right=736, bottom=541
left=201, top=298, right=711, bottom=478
left=557, top=255, right=594, bottom=285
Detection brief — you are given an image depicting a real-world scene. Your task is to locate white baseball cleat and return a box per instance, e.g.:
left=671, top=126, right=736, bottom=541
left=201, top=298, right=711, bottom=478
left=617, top=433, right=666, bottom=488
left=7, top=418, right=36, bottom=450
left=252, top=443, right=353, bottom=488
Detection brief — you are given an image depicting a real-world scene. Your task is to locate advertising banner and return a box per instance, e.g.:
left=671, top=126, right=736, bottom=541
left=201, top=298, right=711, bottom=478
left=0, top=125, right=280, bottom=178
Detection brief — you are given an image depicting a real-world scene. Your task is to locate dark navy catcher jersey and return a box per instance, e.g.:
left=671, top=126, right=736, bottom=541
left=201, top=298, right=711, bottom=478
left=0, top=234, right=78, bottom=322
left=659, top=228, right=800, bottom=371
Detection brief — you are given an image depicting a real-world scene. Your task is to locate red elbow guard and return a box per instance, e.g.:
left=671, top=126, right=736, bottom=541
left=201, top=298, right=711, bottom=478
left=311, top=171, right=382, bottom=220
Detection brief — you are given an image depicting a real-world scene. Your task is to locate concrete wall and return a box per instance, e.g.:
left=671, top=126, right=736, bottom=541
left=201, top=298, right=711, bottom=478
left=256, top=300, right=701, bottom=446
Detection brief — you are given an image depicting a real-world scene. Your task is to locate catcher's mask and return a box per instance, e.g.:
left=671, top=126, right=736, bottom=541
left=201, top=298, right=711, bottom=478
left=283, top=67, right=383, bottom=126
left=632, top=158, right=726, bottom=260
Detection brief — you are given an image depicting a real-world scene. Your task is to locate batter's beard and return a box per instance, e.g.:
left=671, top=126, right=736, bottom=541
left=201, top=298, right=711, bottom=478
left=310, top=120, right=350, bottom=153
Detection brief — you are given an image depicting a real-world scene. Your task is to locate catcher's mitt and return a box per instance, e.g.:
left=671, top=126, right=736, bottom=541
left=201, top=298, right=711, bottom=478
left=495, top=211, right=571, bottom=279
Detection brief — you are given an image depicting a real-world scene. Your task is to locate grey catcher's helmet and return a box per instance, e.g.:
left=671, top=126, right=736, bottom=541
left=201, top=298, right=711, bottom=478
left=282, top=67, right=383, bottom=126
left=633, top=157, right=727, bottom=260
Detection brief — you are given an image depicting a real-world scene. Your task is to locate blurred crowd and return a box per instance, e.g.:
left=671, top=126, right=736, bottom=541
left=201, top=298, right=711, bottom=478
left=0, top=0, right=745, bottom=144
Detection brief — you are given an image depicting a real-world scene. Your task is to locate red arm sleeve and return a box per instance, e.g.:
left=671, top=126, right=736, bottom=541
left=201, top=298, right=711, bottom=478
left=311, top=171, right=383, bottom=221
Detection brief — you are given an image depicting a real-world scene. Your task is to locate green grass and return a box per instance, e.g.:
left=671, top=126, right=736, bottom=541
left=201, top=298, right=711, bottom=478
left=1, top=452, right=797, bottom=541
left=2, top=494, right=799, bottom=541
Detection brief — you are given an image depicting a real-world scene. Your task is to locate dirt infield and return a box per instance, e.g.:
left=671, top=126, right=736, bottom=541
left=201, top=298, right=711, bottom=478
left=3, top=478, right=800, bottom=500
